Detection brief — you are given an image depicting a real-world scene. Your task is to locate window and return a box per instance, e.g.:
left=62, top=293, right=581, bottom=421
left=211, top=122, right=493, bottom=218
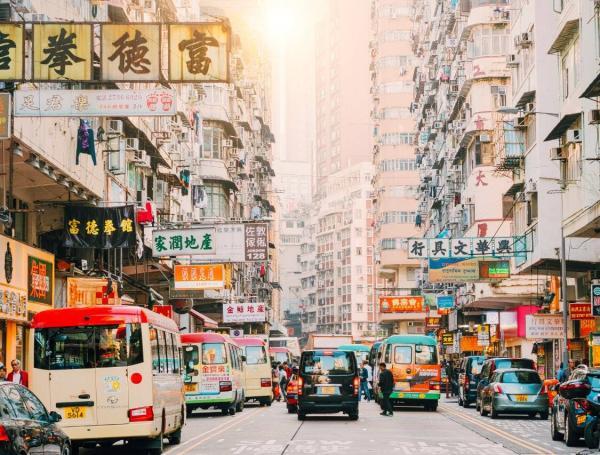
left=381, top=238, right=398, bottom=250
left=1, top=386, right=30, bottom=420
left=150, top=328, right=160, bottom=373
left=380, top=4, right=411, bottom=18
left=202, top=127, right=223, bottom=159
left=245, top=345, right=267, bottom=364
left=406, top=267, right=418, bottom=281
left=379, top=159, right=417, bottom=172
left=381, top=211, right=416, bottom=224
left=19, top=387, right=48, bottom=421
left=501, top=371, right=541, bottom=384
left=34, top=324, right=143, bottom=370
left=203, top=84, right=228, bottom=105
left=183, top=345, right=199, bottom=373
left=383, top=30, right=412, bottom=42
left=567, top=144, right=582, bottom=181
left=202, top=343, right=227, bottom=364
left=381, top=133, right=413, bottom=145
left=394, top=346, right=412, bottom=364
left=561, top=38, right=580, bottom=100
left=204, top=183, right=230, bottom=218
left=286, top=221, right=294, bottom=228
left=380, top=81, right=413, bottom=94
left=415, top=345, right=437, bottom=365
left=301, top=351, right=353, bottom=374
left=467, top=25, right=509, bottom=58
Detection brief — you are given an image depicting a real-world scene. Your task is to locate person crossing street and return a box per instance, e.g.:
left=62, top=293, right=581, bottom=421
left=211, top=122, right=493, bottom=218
left=378, top=362, right=394, bottom=416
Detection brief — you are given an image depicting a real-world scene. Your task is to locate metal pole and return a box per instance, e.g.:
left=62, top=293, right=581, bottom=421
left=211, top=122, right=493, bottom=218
left=561, top=216, right=569, bottom=368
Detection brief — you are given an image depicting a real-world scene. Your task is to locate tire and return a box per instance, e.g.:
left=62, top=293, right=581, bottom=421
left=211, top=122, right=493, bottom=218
left=349, top=413, right=359, bottom=421
left=236, top=399, right=244, bottom=413
left=551, top=409, right=564, bottom=441
left=480, top=399, right=488, bottom=417
left=584, top=418, right=600, bottom=449
left=565, top=412, right=578, bottom=447
left=528, top=412, right=537, bottom=418
left=221, top=407, right=229, bottom=416
left=71, top=442, right=80, bottom=455
left=287, top=405, right=295, bottom=413
left=186, top=407, right=194, bottom=418
left=462, top=399, right=469, bottom=408
left=266, top=400, right=272, bottom=407
left=62, top=444, right=71, bottom=455
left=540, top=411, right=549, bottom=420
left=148, top=432, right=164, bottom=455
left=475, top=396, right=481, bottom=412
left=430, top=401, right=438, bottom=412
left=458, top=396, right=464, bottom=407
left=297, top=412, right=306, bottom=420
left=490, top=402, right=498, bottom=419
left=168, top=428, right=182, bottom=445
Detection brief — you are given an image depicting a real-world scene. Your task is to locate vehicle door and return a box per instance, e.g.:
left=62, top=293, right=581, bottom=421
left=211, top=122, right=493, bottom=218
left=390, top=344, right=413, bottom=392
left=413, top=344, right=438, bottom=392
left=1, top=384, right=45, bottom=454
left=94, top=324, right=134, bottom=426
left=302, top=351, right=355, bottom=403
left=457, top=358, right=466, bottom=399
left=477, top=362, right=490, bottom=402
left=39, top=326, right=98, bottom=427
left=18, top=386, right=61, bottom=455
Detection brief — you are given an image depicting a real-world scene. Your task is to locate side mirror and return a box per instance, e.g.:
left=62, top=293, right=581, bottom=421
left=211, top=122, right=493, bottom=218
left=48, top=411, right=62, bottom=423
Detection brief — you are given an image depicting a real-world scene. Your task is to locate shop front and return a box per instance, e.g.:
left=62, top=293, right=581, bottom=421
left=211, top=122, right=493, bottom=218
left=0, top=233, right=54, bottom=367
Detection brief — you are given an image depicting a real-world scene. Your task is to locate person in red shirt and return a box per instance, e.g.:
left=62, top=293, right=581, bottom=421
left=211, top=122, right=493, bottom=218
left=7, top=359, right=28, bottom=387
left=283, top=361, right=292, bottom=380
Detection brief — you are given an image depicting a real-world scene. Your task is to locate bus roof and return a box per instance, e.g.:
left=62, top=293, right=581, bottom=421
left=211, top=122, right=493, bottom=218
left=31, top=305, right=179, bottom=332
left=234, top=337, right=265, bottom=347
left=383, top=335, right=438, bottom=346
left=338, top=344, right=370, bottom=352
left=269, top=347, right=291, bottom=353
left=181, top=332, right=238, bottom=345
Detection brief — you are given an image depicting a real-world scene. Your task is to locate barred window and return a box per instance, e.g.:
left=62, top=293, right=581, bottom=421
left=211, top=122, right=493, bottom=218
left=381, top=211, right=416, bottom=224
left=377, top=55, right=411, bottom=69
left=381, top=132, right=413, bottom=145
left=379, top=159, right=417, bottom=172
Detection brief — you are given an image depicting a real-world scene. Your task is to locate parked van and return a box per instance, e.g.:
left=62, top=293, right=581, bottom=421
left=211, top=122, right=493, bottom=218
left=235, top=338, right=273, bottom=406
left=181, top=333, right=245, bottom=416
left=457, top=355, right=485, bottom=408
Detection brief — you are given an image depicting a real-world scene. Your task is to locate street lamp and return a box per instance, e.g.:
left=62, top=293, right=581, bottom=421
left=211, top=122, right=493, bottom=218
left=496, top=106, right=559, bottom=117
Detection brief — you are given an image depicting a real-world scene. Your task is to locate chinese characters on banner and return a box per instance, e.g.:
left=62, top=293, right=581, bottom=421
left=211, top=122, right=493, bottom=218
left=425, top=317, right=440, bottom=329
left=223, top=302, right=267, bottom=323
left=33, top=24, right=92, bottom=81
left=477, top=324, right=490, bottom=347
left=27, top=256, right=53, bottom=305
left=442, top=333, right=454, bottom=346
left=379, top=296, right=424, bottom=313
left=525, top=314, right=567, bottom=339
left=169, top=23, right=230, bottom=82
left=152, top=227, right=215, bottom=256
left=570, top=302, right=593, bottom=320
left=245, top=223, right=268, bottom=261
left=0, top=24, right=23, bottom=80
left=63, top=205, right=136, bottom=249
left=14, top=89, right=176, bottom=117
left=408, top=237, right=523, bottom=259
left=173, top=264, right=225, bottom=290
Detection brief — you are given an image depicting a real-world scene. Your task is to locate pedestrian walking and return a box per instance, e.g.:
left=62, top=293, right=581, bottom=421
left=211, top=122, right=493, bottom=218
left=7, top=359, right=28, bottom=387
left=445, top=360, right=454, bottom=397
left=378, top=362, right=394, bottom=416
left=278, top=365, right=288, bottom=400
left=559, top=359, right=575, bottom=383
left=364, top=361, right=373, bottom=400
left=359, top=361, right=370, bottom=402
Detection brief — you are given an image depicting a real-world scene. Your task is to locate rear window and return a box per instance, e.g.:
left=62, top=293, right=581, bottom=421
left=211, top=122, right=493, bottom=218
left=587, top=375, right=600, bottom=389
left=501, top=371, right=541, bottom=384
left=202, top=343, right=227, bottom=364
left=469, top=357, right=485, bottom=374
left=394, top=346, right=412, bottom=364
left=415, top=345, right=437, bottom=365
left=245, top=345, right=268, bottom=365
left=183, top=345, right=199, bottom=373
left=302, top=351, right=353, bottom=375
left=495, top=358, right=535, bottom=370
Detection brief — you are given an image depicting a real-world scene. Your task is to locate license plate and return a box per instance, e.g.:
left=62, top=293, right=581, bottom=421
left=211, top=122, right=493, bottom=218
left=184, top=383, right=198, bottom=392
left=577, top=414, right=587, bottom=425
left=64, top=406, right=86, bottom=419
left=320, top=386, right=336, bottom=395
left=515, top=394, right=528, bottom=402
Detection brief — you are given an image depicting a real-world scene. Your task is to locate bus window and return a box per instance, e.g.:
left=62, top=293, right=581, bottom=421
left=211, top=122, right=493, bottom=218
left=184, top=345, right=199, bottom=374
left=150, top=328, right=160, bottom=373
left=384, top=344, right=392, bottom=363
left=170, top=333, right=180, bottom=374
left=246, top=346, right=267, bottom=364
left=415, top=345, right=437, bottom=365
left=203, top=343, right=226, bottom=364
left=394, top=346, right=412, bottom=364
left=161, top=331, right=170, bottom=373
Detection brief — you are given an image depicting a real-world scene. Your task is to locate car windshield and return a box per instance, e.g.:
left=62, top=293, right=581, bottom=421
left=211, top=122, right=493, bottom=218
left=501, top=371, right=541, bottom=384
left=495, top=359, right=535, bottom=370
left=393, top=346, right=412, bottom=364
left=34, top=324, right=143, bottom=370
left=202, top=343, right=227, bottom=364
left=245, top=345, right=268, bottom=365
left=588, top=375, right=600, bottom=389
left=302, top=351, right=353, bottom=375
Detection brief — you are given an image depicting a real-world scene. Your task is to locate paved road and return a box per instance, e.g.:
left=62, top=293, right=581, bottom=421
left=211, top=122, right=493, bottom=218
left=79, top=398, right=584, bottom=454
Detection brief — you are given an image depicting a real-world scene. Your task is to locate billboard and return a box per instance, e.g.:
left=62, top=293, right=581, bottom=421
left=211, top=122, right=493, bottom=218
left=223, top=302, right=267, bottom=323
left=379, top=296, right=424, bottom=313
left=428, top=257, right=480, bottom=283
left=173, top=264, right=225, bottom=290
left=152, top=227, right=216, bottom=257
left=408, top=236, right=524, bottom=259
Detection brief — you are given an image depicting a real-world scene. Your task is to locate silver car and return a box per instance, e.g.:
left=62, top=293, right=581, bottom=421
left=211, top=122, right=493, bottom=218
left=479, top=368, right=549, bottom=419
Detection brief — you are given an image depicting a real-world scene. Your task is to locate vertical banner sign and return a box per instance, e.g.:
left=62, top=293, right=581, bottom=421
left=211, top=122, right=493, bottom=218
left=593, top=284, right=600, bottom=317
left=33, top=24, right=93, bottom=81
left=0, top=93, right=10, bottom=139
left=0, top=24, right=23, bottom=80
left=27, top=256, right=53, bottom=305
left=101, top=24, right=161, bottom=81
left=168, top=23, right=230, bottom=82
left=245, top=223, right=269, bottom=261
left=63, top=205, right=136, bottom=249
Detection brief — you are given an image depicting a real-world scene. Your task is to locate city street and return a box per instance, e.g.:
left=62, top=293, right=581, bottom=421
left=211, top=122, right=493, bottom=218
left=79, top=398, right=583, bottom=455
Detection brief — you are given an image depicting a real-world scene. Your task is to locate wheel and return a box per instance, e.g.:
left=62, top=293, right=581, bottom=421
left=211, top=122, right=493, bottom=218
left=462, top=398, right=469, bottom=408
left=228, top=406, right=236, bottom=416
left=528, top=412, right=536, bottom=418
left=266, top=400, right=272, bottom=407
left=62, top=443, right=71, bottom=455
left=479, top=399, right=488, bottom=417
left=490, top=402, right=498, bottom=419
left=297, top=412, right=306, bottom=420
left=551, top=409, right=564, bottom=441
left=348, top=413, right=359, bottom=421
left=186, top=407, right=194, bottom=418
left=458, top=396, right=464, bottom=407
left=540, top=411, right=549, bottom=420
left=475, top=396, right=481, bottom=412
left=584, top=417, right=600, bottom=449
left=221, top=407, right=229, bottom=416
left=71, top=442, right=80, bottom=455
left=565, top=412, right=578, bottom=447
left=236, top=399, right=244, bottom=413
left=287, top=405, right=296, bottom=413
left=148, top=432, right=164, bottom=455
left=168, top=428, right=182, bottom=445
left=430, top=401, right=438, bottom=412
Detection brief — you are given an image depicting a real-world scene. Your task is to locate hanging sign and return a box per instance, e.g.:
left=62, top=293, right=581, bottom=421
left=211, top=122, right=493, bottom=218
left=571, top=302, right=594, bottom=320
left=67, top=277, right=119, bottom=307
left=152, top=227, right=216, bottom=257
left=223, top=302, right=267, bottom=323
left=379, top=296, right=424, bottom=313
left=244, top=223, right=269, bottom=261
left=436, top=295, right=455, bottom=309
left=592, top=284, right=600, bottom=316
left=479, top=260, right=510, bottom=280
left=525, top=314, right=566, bottom=339
left=63, top=205, right=136, bottom=249
left=408, top=236, right=524, bottom=259
left=173, top=264, right=225, bottom=290
left=442, top=333, right=454, bottom=346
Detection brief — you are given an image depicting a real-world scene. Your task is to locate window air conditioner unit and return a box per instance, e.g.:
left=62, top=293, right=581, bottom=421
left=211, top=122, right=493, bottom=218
left=590, top=109, right=600, bottom=125
left=506, top=54, right=519, bottom=67
left=515, top=116, right=527, bottom=129
left=479, top=133, right=491, bottom=143
left=566, top=129, right=582, bottom=144
left=125, top=138, right=139, bottom=151
left=133, top=149, right=146, bottom=163
left=550, top=147, right=564, bottom=160
left=518, top=32, right=532, bottom=47
left=433, top=121, right=443, bottom=129
left=525, top=102, right=535, bottom=113
left=223, top=139, right=234, bottom=147
left=107, top=120, right=123, bottom=135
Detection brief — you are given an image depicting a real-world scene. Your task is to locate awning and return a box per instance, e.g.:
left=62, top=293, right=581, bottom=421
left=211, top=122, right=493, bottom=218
left=581, top=72, right=600, bottom=99
left=515, top=90, right=535, bottom=110
left=548, top=19, right=579, bottom=54
left=190, top=309, right=218, bottom=329
left=544, top=113, right=581, bottom=142
left=199, top=105, right=238, bottom=137
left=504, top=182, right=524, bottom=198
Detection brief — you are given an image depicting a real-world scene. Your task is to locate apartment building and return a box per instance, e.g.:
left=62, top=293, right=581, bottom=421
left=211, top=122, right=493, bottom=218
left=370, top=0, right=425, bottom=335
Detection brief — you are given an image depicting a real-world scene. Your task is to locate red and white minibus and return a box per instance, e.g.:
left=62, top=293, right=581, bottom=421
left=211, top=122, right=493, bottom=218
left=29, top=305, right=185, bottom=454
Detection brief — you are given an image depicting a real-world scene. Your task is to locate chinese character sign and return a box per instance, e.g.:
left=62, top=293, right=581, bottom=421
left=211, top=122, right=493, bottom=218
left=379, top=296, right=424, bottom=313
left=223, top=302, right=267, bottom=323
left=0, top=93, right=10, bottom=140
left=245, top=223, right=269, bottom=261
left=33, top=24, right=92, bottom=81
left=63, top=205, right=135, bottom=249
left=101, top=24, right=160, bottom=81
left=0, top=24, right=23, bottom=80
left=592, top=284, right=600, bottom=317
left=152, top=227, right=216, bottom=257
left=407, top=236, right=522, bottom=259
left=173, top=264, right=225, bottom=290
left=168, top=23, right=230, bottom=82
left=27, top=256, right=53, bottom=306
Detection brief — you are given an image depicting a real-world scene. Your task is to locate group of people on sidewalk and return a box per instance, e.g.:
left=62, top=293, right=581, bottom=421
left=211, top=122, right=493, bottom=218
left=0, top=359, right=28, bottom=386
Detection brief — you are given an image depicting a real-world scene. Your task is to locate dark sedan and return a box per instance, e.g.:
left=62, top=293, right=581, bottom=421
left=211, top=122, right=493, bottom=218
left=0, top=381, right=70, bottom=455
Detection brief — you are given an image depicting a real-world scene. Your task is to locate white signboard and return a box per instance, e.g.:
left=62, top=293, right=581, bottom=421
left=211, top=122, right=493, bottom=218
left=408, top=236, right=520, bottom=259
left=525, top=314, right=566, bottom=340
left=152, top=227, right=216, bottom=257
left=223, top=302, right=267, bottom=323
left=14, top=89, right=177, bottom=117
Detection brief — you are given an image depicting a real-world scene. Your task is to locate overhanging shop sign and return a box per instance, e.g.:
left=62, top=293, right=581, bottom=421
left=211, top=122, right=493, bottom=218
left=408, top=237, right=524, bottom=259
left=15, top=89, right=177, bottom=117
left=223, top=302, right=267, bottom=323
left=525, top=314, right=566, bottom=340
left=152, top=227, right=216, bottom=256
